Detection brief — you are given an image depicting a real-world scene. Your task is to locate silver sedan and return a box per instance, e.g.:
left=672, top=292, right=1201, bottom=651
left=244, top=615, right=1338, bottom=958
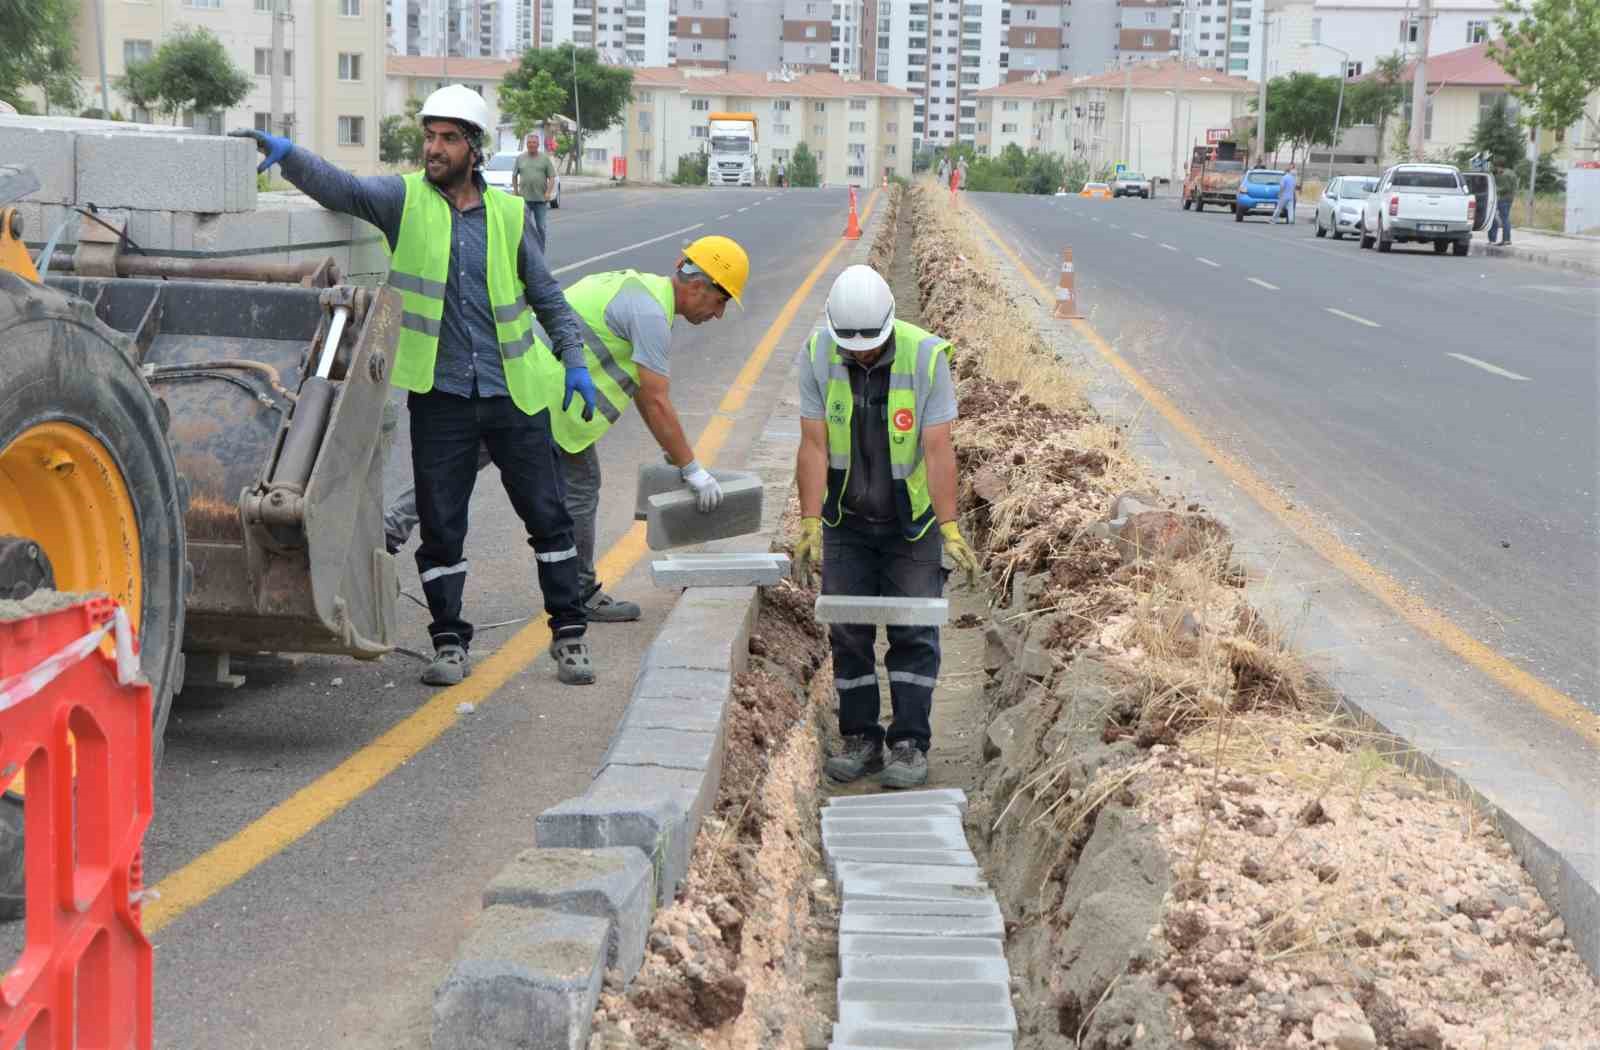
left=1314, top=175, right=1378, bottom=240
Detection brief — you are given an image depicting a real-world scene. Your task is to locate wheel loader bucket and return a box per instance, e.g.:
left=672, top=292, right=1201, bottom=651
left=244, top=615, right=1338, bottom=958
left=44, top=270, right=401, bottom=665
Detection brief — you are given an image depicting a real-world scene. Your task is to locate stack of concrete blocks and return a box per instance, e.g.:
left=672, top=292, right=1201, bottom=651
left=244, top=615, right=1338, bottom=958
left=0, top=115, right=385, bottom=278
left=820, top=788, right=1019, bottom=1049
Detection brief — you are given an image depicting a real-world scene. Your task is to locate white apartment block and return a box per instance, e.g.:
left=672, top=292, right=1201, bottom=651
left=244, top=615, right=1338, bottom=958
left=868, top=0, right=1007, bottom=146
left=1262, top=0, right=1502, bottom=82
left=388, top=0, right=498, bottom=57
left=73, top=0, right=384, bottom=173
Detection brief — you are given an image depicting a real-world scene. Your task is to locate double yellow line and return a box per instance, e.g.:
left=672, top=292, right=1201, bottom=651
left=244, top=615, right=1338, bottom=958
left=144, top=189, right=881, bottom=934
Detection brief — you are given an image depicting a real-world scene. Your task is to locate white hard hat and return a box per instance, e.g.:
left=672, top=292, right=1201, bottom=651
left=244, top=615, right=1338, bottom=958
left=418, top=84, right=491, bottom=137
left=825, top=264, right=895, bottom=353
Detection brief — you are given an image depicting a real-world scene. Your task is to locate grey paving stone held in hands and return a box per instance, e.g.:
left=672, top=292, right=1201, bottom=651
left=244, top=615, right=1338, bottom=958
left=814, top=595, right=950, bottom=626
left=650, top=554, right=792, bottom=588
left=633, top=463, right=754, bottom=520
left=645, top=477, right=765, bottom=550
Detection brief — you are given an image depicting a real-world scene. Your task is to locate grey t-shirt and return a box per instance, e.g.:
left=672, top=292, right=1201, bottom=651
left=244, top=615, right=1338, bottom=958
left=798, top=335, right=958, bottom=424
left=606, top=279, right=673, bottom=376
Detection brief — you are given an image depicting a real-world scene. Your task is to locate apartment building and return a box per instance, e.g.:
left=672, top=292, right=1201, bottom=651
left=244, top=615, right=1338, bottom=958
left=387, top=0, right=498, bottom=58
left=1261, top=0, right=1501, bottom=81
left=73, top=0, right=384, bottom=173
left=603, top=67, right=914, bottom=185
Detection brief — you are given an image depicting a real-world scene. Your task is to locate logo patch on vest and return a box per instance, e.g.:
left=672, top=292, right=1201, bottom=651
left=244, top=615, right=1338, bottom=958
left=893, top=408, right=915, bottom=432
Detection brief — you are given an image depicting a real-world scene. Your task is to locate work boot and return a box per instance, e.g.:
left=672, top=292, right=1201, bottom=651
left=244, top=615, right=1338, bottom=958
left=825, top=734, right=884, bottom=783
left=584, top=589, right=641, bottom=623
left=421, top=643, right=469, bottom=686
left=879, top=741, right=929, bottom=790
left=550, top=636, right=596, bottom=685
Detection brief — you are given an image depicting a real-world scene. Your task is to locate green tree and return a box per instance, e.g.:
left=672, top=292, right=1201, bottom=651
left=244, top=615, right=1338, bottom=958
left=1346, top=52, right=1408, bottom=167
left=1458, top=94, right=1526, bottom=169
left=1022, top=150, right=1067, bottom=196
left=1251, top=73, right=1345, bottom=165
left=0, top=0, right=81, bottom=112
left=380, top=96, right=425, bottom=165
left=503, top=44, right=632, bottom=172
left=118, top=26, right=252, bottom=124
left=1490, top=0, right=1600, bottom=134
left=671, top=151, right=708, bottom=185
left=790, top=142, right=820, bottom=187
left=499, top=69, right=567, bottom=140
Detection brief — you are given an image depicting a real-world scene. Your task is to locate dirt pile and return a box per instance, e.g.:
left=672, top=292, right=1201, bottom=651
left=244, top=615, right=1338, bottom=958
left=588, top=581, right=830, bottom=1050
left=904, top=182, right=1600, bottom=1050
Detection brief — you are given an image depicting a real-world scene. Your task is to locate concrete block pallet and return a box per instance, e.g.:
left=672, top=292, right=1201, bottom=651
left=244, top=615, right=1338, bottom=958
left=821, top=788, right=1018, bottom=1049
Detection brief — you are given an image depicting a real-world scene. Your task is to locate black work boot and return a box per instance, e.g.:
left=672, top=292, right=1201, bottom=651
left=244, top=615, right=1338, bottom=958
left=421, top=643, right=469, bottom=686
left=583, top=589, right=641, bottom=623
left=879, top=740, right=929, bottom=789
left=826, top=734, right=884, bottom=783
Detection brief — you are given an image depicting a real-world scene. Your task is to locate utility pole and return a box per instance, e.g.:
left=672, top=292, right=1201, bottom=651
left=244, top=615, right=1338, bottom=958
left=1171, top=0, right=1187, bottom=187
left=572, top=45, right=583, bottom=175
left=91, top=0, right=111, bottom=115
left=1255, top=5, right=1268, bottom=165
left=1121, top=62, right=1132, bottom=169
left=270, top=0, right=287, bottom=139
left=1408, top=0, right=1432, bottom=159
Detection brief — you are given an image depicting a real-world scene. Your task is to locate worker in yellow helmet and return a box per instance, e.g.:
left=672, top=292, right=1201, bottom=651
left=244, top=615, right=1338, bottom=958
left=384, top=235, right=751, bottom=623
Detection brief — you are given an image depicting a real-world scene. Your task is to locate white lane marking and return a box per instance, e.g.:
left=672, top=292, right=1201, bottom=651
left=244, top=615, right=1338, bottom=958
left=1131, top=232, right=1149, bottom=240
left=1159, top=242, right=1178, bottom=251
left=1247, top=277, right=1279, bottom=290
left=718, top=213, right=732, bottom=219
left=1324, top=306, right=1380, bottom=328
left=1196, top=257, right=1220, bottom=267
left=552, top=222, right=705, bottom=275
left=1109, top=223, right=1122, bottom=229
left=1447, top=352, right=1531, bottom=381
left=737, top=206, right=750, bottom=213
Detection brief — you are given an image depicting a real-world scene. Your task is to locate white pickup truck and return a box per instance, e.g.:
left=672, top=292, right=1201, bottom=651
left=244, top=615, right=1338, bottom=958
left=1360, top=163, right=1496, bottom=256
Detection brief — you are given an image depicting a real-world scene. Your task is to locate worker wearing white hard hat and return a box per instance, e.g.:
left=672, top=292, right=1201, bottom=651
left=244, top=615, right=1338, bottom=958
left=231, top=85, right=602, bottom=688
left=791, top=264, right=979, bottom=790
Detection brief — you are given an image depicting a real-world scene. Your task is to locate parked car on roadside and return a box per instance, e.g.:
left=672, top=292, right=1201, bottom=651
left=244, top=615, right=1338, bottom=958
left=1234, top=169, right=1284, bottom=221
left=482, top=151, right=563, bottom=208
left=1314, top=176, right=1379, bottom=240
left=1113, top=171, right=1153, bottom=198
left=1359, top=163, right=1491, bottom=255
left=1080, top=181, right=1113, bottom=200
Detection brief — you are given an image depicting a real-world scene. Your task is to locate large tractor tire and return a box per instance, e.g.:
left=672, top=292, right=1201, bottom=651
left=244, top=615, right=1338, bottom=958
left=0, top=271, right=188, bottom=919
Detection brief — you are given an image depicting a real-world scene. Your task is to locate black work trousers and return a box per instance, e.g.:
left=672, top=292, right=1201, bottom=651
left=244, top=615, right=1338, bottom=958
left=823, top=518, right=946, bottom=752
left=408, top=390, right=586, bottom=650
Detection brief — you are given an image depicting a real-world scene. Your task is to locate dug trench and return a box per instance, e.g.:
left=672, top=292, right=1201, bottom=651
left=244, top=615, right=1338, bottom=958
left=587, top=183, right=1600, bottom=1050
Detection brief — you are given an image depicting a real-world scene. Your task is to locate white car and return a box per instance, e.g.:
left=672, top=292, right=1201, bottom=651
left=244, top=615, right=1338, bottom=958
left=1360, top=163, right=1493, bottom=255
left=482, top=151, right=561, bottom=208
left=1313, top=175, right=1378, bottom=240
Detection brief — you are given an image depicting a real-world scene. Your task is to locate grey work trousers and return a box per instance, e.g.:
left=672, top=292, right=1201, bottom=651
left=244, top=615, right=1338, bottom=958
left=386, top=442, right=605, bottom=601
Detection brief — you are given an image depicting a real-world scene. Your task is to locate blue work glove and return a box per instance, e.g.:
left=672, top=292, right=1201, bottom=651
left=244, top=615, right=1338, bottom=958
left=228, top=128, right=293, bottom=174
left=563, top=365, right=597, bottom=422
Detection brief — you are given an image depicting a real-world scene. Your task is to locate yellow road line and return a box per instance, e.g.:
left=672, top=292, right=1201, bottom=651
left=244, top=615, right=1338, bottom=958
left=142, top=192, right=878, bottom=936
left=963, top=203, right=1600, bottom=751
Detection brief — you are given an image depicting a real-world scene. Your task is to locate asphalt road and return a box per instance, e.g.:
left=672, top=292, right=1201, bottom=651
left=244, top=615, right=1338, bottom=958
left=58, top=184, right=865, bottom=1048
left=971, top=190, right=1599, bottom=710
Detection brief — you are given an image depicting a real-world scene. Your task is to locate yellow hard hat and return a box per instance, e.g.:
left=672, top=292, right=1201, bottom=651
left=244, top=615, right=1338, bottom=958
left=682, top=235, right=749, bottom=305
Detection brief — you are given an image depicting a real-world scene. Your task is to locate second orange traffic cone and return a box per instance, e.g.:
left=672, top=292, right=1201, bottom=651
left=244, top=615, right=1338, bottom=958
left=1053, top=247, right=1084, bottom=320
left=843, top=187, right=862, bottom=240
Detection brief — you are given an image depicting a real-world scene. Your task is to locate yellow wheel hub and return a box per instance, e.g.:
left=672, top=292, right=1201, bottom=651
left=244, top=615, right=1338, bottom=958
left=0, top=422, right=142, bottom=797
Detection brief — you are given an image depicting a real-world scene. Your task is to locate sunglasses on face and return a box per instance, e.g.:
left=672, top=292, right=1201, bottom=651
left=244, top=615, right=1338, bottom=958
left=832, top=308, right=892, bottom=340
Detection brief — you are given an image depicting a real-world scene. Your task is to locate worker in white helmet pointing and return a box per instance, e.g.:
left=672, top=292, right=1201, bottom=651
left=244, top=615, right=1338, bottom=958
left=791, top=264, right=979, bottom=789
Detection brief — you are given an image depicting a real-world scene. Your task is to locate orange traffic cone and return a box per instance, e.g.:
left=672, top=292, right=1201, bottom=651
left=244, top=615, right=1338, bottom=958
left=1053, top=247, right=1084, bottom=320
left=843, top=186, right=862, bottom=240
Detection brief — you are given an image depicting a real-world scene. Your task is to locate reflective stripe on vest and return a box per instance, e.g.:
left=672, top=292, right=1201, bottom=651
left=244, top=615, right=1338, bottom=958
left=385, top=174, right=547, bottom=416
left=810, top=320, right=950, bottom=542
left=538, top=269, right=676, bottom=454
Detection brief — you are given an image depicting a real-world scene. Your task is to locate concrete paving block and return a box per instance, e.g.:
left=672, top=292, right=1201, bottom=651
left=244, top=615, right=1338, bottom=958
left=634, top=463, right=754, bottom=520
left=535, top=765, right=705, bottom=905
left=0, top=121, right=78, bottom=204
left=822, top=830, right=973, bottom=852
left=820, top=804, right=964, bottom=822
left=642, top=587, right=756, bottom=674
left=821, top=817, right=968, bottom=838
left=432, top=906, right=608, bottom=1050
left=831, top=1024, right=1015, bottom=1049
left=840, top=977, right=1010, bottom=1007
left=177, top=208, right=293, bottom=258
left=646, top=476, right=764, bottom=550
left=815, top=595, right=949, bottom=626
left=630, top=666, right=734, bottom=702
left=826, top=788, right=968, bottom=813
left=838, top=934, right=1005, bottom=960
left=838, top=953, right=1012, bottom=983
left=827, top=849, right=978, bottom=873
left=837, top=911, right=1004, bottom=939
left=76, top=130, right=256, bottom=213
left=600, top=723, right=724, bottom=773
left=836, top=863, right=984, bottom=887
left=620, top=695, right=728, bottom=735
left=836, top=998, right=1017, bottom=1034
left=482, top=847, right=655, bottom=984
left=840, top=879, right=996, bottom=904
left=650, top=554, right=791, bottom=589
left=843, top=898, right=1002, bottom=920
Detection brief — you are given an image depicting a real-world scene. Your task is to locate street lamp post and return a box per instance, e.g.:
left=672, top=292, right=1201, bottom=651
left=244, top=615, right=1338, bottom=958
left=1305, top=41, right=1350, bottom=178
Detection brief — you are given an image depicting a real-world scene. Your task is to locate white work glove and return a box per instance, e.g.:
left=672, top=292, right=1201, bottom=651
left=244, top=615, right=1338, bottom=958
left=680, top=460, right=723, bottom=513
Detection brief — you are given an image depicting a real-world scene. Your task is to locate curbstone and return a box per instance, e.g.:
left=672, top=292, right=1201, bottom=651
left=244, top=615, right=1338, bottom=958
left=822, top=817, right=968, bottom=839
left=630, top=665, right=734, bottom=701
left=650, top=554, right=791, bottom=588
left=76, top=129, right=257, bottom=213
left=827, top=848, right=978, bottom=873
left=831, top=1024, right=1016, bottom=1049
left=600, top=722, right=725, bottom=774
left=431, top=906, right=609, bottom=1050
left=482, top=847, right=655, bottom=984
left=822, top=827, right=972, bottom=849
left=836, top=997, right=1017, bottom=1034
left=840, top=879, right=996, bottom=904
left=826, top=788, right=968, bottom=813
left=814, top=595, right=949, bottom=626
left=0, top=122, right=78, bottom=204
left=838, top=933, right=1006, bottom=960
left=620, top=695, right=729, bottom=735
left=839, top=977, right=1012, bottom=1007
left=641, top=587, right=757, bottom=675
left=837, top=911, right=1003, bottom=939
left=633, top=464, right=753, bottom=520
left=842, top=898, right=1002, bottom=920
left=820, top=804, right=964, bottom=822
left=838, top=953, right=1012, bottom=983
left=645, top=477, right=765, bottom=550
left=835, top=862, right=985, bottom=887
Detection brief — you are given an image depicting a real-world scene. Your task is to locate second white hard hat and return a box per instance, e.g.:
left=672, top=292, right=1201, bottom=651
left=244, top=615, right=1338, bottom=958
left=825, top=264, right=895, bottom=352
left=418, top=84, right=492, bottom=137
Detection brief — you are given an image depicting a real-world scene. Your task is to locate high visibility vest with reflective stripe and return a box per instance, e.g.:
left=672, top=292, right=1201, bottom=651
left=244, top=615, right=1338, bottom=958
left=809, top=320, right=952, bottom=542
left=385, top=173, right=544, bottom=416
left=541, top=269, right=676, bottom=454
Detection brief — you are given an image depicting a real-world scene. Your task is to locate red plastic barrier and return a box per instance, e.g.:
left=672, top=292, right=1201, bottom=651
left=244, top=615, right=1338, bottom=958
left=0, top=596, right=153, bottom=1049
left=611, top=155, right=627, bottom=181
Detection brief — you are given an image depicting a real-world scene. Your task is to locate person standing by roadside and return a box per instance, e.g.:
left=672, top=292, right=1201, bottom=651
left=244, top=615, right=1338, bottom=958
left=791, top=265, right=980, bottom=790
left=512, top=133, right=560, bottom=251
left=1273, top=163, right=1297, bottom=224
left=957, top=155, right=968, bottom=190
left=1489, top=159, right=1519, bottom=246
left=232, top=85, right=598, bottom=688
